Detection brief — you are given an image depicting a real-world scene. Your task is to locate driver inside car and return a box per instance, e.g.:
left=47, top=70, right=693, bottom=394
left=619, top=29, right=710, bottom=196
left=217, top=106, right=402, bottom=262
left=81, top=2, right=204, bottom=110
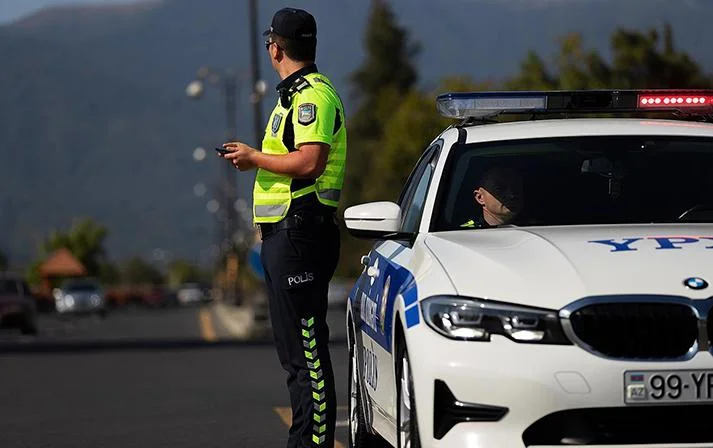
left=461, top=165, right=525, bottom=229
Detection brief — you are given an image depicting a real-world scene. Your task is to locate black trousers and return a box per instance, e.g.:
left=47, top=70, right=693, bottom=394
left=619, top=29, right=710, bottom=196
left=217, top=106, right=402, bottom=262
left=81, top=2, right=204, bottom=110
left=261, top=221, right=340, bottom=448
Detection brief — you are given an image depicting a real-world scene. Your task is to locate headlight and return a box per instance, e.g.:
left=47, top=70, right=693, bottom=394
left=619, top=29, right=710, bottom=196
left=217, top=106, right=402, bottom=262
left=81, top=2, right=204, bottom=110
left=421, top=296, right=571, bottom=344
left=64, top=295, right=75, bottom=307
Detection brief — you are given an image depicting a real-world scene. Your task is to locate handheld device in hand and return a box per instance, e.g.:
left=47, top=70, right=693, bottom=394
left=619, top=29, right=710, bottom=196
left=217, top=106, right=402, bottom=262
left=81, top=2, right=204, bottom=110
left=215, top=147, right=231, bottom=156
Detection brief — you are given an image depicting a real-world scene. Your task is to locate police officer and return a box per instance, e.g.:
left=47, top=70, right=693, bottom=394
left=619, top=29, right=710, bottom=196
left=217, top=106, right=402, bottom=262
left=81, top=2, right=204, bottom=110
left=221, top=7, right=345, bottom=448
left=461, top=166, right=524, bottom=228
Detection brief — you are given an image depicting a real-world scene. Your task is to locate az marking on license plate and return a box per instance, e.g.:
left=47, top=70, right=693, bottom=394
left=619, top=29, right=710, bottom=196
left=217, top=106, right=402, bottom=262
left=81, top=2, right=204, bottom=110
left=625, top=370, right=713, bottom=404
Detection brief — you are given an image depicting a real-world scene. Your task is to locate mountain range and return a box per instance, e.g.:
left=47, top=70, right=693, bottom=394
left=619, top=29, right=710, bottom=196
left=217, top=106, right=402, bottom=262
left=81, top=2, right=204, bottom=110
left=1, top=0, right=711, bottom=266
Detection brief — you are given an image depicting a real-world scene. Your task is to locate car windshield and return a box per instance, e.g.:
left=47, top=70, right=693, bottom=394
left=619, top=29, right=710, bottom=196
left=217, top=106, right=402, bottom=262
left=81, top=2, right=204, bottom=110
left=63, top=280, right=100, bottom=292
left=433, top=135, right=713, bottom=231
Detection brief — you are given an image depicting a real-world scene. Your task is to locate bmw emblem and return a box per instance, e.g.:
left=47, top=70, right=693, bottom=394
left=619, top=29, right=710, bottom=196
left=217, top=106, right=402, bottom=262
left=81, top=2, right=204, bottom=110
left=684, top=277, right=709, bottom=290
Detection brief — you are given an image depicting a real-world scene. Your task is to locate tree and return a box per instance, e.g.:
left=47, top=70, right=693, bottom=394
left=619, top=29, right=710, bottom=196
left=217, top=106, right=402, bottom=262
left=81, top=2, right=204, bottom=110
left=166, top=260, right=210, bottom=289
left=507, top=24, right=711, bottom=90
left=344, top=0, right=421, bottom=208
left=0, top=249, right=7, bottom=272
left=42, top=217, right=108, bottom=277
left=99, top=262, right=121, bottom=286
left=121, top=257, right=164, bottom=285
left=337, top=0, right=424, bottom=278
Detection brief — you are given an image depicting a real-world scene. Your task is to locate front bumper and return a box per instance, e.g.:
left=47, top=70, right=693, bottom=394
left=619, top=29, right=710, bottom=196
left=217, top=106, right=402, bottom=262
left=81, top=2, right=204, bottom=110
left=409, top=328, right=713, bottom=447
left=56, top=297, right=105, bottom=314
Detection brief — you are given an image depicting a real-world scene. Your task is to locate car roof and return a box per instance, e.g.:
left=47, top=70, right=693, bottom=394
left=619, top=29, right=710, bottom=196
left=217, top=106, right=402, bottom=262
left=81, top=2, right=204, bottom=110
left=462, top=118, right=713, bottom=144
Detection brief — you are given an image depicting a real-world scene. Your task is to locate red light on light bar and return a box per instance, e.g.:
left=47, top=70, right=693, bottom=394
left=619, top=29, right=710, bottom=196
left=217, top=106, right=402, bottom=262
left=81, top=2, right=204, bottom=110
left=639, top=94, right=713, bottom=108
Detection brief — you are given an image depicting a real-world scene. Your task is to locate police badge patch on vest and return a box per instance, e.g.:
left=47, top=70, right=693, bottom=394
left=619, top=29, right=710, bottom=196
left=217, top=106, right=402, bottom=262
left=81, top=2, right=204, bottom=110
left=271, top=113, right=283, bottom=136
left=297, top=103, right=317, bottom=126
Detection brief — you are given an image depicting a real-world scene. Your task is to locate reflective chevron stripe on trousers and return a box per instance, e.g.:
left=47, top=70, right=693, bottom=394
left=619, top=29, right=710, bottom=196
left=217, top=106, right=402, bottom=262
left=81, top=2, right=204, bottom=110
left=261, top=222, right=340, bottom=448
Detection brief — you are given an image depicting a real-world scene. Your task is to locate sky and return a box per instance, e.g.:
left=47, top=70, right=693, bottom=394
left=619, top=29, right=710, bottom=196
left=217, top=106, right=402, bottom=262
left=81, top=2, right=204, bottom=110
left=0, top=0, right=140, bottom=24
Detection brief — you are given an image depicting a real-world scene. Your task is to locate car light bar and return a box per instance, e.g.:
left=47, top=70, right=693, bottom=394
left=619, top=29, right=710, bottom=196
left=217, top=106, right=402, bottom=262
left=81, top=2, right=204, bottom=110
left=638, top=94, right=713, bottom=108
left=436, top=89, right=713, bottom=119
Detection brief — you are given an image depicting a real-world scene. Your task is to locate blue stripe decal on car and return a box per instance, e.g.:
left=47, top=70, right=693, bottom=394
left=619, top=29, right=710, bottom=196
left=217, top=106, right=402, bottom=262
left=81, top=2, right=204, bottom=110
left=402, top=286, right=418, bottom=308
left=349, top=247, right=419, bottom=353
left=405, top=304, right=420, bottom=328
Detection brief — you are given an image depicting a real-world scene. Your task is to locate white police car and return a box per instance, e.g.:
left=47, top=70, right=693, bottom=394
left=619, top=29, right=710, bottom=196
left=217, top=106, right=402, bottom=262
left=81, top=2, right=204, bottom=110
left=344, top=90, right=713, bottom=447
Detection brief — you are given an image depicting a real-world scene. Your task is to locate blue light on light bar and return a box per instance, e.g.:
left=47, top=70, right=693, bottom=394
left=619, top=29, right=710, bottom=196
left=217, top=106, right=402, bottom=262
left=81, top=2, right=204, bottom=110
left=437, top=92, right=548, bottom=119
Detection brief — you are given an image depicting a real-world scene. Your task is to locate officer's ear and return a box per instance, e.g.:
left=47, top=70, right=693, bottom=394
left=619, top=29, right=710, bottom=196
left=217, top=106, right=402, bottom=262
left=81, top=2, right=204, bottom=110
left=271, top=42, right=285, bottom=63
left=474, top=188, right=486, bottom=206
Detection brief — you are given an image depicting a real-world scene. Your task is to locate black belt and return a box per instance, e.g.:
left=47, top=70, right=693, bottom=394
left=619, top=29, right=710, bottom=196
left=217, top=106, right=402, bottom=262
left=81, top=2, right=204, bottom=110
left=258, top=213, right=336, bottom=239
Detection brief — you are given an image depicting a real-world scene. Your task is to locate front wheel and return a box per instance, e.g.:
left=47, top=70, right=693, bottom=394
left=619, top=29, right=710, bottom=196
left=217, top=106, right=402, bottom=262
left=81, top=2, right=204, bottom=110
left=396, top=342, right=421, bottom=448
left=348, top=329, right=388, bottom=448
left=20, top=317, right=38, bottom=336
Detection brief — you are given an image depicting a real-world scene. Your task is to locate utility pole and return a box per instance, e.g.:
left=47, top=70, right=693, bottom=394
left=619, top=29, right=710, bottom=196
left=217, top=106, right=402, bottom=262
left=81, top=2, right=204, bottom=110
left=249, top=0, right=264, bottom=148
left=222, top=74, right=239, bottom=305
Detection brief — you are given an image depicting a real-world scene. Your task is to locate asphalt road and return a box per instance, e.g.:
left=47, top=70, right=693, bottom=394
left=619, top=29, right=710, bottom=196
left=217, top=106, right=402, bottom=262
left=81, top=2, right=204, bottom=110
left=0, top=305, right=350, bottom=448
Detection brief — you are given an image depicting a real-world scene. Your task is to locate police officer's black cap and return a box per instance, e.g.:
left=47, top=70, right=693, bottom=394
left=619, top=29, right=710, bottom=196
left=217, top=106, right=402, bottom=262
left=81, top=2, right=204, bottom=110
left=263, top=8, right=317, bottom=40
left=480, top=166, right=523, bottom=197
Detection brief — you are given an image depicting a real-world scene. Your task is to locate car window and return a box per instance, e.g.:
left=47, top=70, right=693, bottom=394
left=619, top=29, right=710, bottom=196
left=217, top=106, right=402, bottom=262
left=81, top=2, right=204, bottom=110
left=397, top=143, right=439, bottom=207
left=401, top=147, right=439, bottom=233
left=19, top=281, right=31, bottom=296
left=0, top=279, right=19, bottom=294
left=432, top=136, right=713, bottom=231
left=63, top=280, right=100, bottom=292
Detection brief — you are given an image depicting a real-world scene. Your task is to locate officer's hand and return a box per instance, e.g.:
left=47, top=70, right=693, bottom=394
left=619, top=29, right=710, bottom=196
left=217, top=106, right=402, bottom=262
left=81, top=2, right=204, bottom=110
left=222, top=142, right=257, bottom=171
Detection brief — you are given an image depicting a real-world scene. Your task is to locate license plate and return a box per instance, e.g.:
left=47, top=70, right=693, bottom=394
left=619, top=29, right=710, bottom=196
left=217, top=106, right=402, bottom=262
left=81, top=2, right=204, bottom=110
left=625, top=370, right=713, bottom=404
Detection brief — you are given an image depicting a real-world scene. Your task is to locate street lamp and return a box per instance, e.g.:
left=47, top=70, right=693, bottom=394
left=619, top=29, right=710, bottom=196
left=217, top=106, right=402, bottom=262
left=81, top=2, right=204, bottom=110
left=192, top=146, right=207, bottom=162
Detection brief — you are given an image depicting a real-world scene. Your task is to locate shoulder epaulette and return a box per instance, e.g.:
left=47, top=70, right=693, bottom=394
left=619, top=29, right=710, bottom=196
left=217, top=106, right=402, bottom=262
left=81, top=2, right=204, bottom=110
left=292, top=76, right=312, bottom=93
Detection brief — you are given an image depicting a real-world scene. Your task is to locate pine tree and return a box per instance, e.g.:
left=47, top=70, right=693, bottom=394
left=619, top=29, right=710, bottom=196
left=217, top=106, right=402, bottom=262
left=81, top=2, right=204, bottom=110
left=343, top=0, right=420, bottom=208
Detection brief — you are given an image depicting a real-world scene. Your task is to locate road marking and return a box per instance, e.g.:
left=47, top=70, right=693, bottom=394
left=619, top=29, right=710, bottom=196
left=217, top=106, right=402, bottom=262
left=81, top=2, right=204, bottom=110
left=274, top=407, right=292, bottom=427
left=198, top=309, right=217, bottom=342
left=273, top=406, right=347, bottom=448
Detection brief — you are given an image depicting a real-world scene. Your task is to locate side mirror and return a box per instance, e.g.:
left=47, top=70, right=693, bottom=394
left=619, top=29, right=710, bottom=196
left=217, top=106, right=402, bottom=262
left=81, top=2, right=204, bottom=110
left=344, top=201, right=413, bottom=240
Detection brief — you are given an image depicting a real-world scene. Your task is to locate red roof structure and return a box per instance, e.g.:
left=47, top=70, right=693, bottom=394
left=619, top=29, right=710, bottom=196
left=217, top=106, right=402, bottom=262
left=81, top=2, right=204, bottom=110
left=40, top=249, right=87, bottom=277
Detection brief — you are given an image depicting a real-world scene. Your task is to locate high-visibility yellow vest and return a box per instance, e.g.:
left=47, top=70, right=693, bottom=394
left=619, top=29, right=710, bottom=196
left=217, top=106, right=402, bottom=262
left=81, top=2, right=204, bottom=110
left=254, top=72, right=347, bottom=224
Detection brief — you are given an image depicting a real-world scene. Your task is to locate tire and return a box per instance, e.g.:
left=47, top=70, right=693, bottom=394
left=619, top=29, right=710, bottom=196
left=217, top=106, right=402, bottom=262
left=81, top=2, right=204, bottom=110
left=396, top=341, right=421, bottom=448
left=20, top=317, right=38, bottom=336
left=348, top=325, right=389, bottom=448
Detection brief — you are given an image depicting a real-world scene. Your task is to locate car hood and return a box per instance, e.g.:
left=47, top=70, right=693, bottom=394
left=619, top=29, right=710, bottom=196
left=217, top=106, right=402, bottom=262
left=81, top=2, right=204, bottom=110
left=425, top=224, right=713, bottom=310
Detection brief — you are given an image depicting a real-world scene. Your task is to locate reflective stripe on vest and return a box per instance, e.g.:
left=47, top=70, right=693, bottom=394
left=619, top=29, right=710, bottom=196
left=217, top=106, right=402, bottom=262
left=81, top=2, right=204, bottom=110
left=253, top=72, right=346, bottom=223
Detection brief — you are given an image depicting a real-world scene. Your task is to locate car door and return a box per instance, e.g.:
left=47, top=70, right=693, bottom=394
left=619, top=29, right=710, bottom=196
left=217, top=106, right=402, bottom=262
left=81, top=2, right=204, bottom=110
left=357, top=141, right=442, bottom=435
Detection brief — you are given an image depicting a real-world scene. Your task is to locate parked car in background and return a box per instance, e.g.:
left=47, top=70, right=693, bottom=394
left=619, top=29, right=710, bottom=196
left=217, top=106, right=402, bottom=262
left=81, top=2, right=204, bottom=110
left=176, top=282, right=210, bottom=305
left=55, top=278, right=107, bottom=317
left=0, top=273, right=38, bottom=335
left=143, top=285, right=179, bottom=308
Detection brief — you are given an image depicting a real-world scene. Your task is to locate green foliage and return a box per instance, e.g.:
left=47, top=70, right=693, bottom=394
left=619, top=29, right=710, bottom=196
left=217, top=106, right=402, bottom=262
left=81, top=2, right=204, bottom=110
left=25, top=260, right=43, bottom=287
left=338, top=0, right=424, bottom=278
left=166, top=260, right=210, bottom=289
left=121, top=257, right=164, bottom=286
left=99, top=262, right=122, bottom=286
left=43, top=217, right=108, bottom=277
left=506, top=24, right=711, bottom=90
left=344, top=0, right=421, bottom=211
